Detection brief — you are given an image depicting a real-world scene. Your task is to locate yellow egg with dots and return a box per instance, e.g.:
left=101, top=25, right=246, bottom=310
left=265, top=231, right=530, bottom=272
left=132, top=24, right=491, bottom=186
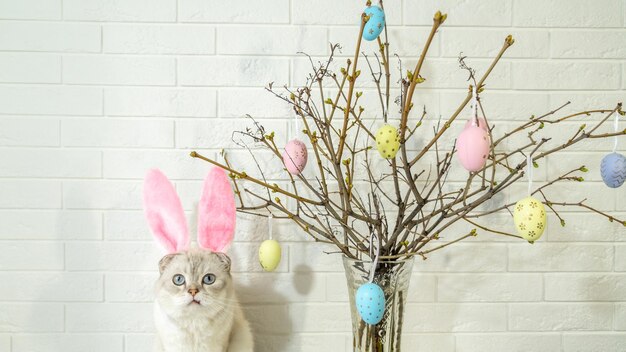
left=375, top=124, right=400, bottom=159
left=513, top=196, right=547, bottom=243
left=258, top=239, right=282, bottom=272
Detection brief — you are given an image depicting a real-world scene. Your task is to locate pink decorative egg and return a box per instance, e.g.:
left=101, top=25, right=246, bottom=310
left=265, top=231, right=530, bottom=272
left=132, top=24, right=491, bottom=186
left=464, top=118, right=489, bottom=133
left=282, top=139, right=308, bottom=175
left=456, top=126, right=490, bottom=172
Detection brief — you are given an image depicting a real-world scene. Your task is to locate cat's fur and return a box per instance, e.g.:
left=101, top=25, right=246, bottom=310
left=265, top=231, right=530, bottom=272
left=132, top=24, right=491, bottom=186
left=153, top=249, right=253, bottom=352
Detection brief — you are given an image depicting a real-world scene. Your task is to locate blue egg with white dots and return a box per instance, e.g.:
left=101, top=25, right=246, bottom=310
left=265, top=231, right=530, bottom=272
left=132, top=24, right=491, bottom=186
left=600, top=152, right=626, bottom=188
left=355, top=282, right=385, bottom=325
left=362, top=6, right=385, bottom=41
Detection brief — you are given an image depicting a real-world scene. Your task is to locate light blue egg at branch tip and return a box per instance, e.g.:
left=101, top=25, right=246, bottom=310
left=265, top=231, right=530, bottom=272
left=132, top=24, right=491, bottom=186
left=355, top=282, right=385, bottom=325
left=600, top=152, right=626, bottom=188
left=362, top=6, right=385, bottom=42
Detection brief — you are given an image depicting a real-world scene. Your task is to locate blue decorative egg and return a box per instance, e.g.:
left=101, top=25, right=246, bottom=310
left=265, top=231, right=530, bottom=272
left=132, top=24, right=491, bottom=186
left=600, top=152, right=626, bottom=188
left=362, top=6, right=385, bottom=41
left=355, top=282, right=385, bottom=325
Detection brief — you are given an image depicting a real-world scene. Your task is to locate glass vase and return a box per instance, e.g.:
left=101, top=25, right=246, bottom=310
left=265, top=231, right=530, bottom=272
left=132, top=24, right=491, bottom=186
left=342, top=255, right=415, bottom=352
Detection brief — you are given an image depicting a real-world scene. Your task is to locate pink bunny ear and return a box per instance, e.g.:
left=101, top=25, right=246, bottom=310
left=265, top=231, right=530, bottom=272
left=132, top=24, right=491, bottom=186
left=143, top=169, right=189, bottom=254
left=197, top=167, right=236, bottom=252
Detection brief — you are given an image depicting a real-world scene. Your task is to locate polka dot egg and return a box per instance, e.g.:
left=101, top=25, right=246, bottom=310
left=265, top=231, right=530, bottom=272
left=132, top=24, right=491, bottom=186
left=355, top=282, right=385, bottom=325
left=513, top=196, right=547, bottom=243
left=375, top=124, right=400, bottom=159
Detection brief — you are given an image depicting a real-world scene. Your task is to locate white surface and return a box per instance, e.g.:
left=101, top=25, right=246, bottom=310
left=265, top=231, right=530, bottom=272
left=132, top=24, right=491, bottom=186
left=0, top=0, right=626, bottom=351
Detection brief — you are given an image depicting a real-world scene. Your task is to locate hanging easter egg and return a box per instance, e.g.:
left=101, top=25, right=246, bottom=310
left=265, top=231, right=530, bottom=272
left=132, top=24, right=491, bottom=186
left=513, top=196, right=547, bottom=243
left=355, top=282, right=385, bottom=325
left=456, top=125, right=490, bottom=172
left=375, top=124, right=400, bottom=159
left=600, top=152, right=626, bottom=188
left=282, top=139, right=308, bottom=175
left=362, top=6, right=385, bottom=41
left=258, top=239, right=281, bottom=272
left=464, top=118, right=489, bottom=133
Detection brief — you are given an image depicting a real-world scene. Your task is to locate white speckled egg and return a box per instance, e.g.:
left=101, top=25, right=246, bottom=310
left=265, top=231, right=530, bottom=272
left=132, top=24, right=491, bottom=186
left=355, top=282, right=385, bottom=325
left=282, top=139, right=308, bottom=175
left=362, top=6, right=385, bottom=41
left=258, top=239, right=281, bottom=272
left=600, top=152, right=626, bottom=188
left=375, top=124, right=400, bottom=159
left=513, top=196, right=547, bottom=243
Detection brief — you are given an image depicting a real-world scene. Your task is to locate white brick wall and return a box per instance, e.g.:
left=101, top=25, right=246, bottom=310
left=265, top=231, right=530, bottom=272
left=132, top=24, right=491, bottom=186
left=0, top=1, right=625, bottom=351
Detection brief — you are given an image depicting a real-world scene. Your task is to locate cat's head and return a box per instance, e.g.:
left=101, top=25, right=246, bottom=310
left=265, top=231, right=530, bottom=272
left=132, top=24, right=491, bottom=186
left=154, top=249, right=233, bottom=319
left=143, top=168, right=237, bottom=318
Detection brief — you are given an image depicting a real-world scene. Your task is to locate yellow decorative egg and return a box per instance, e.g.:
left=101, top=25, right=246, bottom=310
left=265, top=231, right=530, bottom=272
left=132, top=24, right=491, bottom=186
left=513, top=196, right=547, bottom=243
left=258, top=239, right=281, bottom=272
left=375, top=124, right=400, bottom=159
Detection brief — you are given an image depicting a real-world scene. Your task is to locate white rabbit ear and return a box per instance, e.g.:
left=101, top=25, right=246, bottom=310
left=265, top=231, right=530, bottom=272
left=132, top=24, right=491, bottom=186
left=197, top=167, right=236, bottom=252
left=143, top=169, right=189, bottom=254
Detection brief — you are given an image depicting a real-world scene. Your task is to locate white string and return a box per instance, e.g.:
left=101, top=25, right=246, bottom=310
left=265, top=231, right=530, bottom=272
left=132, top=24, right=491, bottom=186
left=613, top=112, right=619, bottom=153
left=471, top=85, right=478, bottom=127
left=527, top=154, right=533, bottom=196
left=294, top=115, right=300, bottom=139
left=368, top=232, right=380, bottom=283
left=268, top=213, right=273, bottom=240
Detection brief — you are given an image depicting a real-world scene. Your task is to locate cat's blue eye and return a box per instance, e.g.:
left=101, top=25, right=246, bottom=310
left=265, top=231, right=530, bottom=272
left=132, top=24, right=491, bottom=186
left=172, top=274, right=185, bottom=286
left=202, top=274, right=216, bottom=285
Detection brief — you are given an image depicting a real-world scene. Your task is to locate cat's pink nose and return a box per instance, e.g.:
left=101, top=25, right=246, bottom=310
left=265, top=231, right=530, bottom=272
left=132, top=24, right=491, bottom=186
left=188, top=288, right=199, bottom=297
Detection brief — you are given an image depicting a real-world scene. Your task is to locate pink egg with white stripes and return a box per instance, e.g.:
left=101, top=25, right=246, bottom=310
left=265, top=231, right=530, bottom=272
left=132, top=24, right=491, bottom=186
left=282, top=139, right=308, bottom=175
left=456, top=125, right=490, bottom=172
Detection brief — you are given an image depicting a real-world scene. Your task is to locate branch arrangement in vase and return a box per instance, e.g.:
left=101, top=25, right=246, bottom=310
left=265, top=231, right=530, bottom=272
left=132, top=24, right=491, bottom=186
left=191, top=4, right=626, bottom=262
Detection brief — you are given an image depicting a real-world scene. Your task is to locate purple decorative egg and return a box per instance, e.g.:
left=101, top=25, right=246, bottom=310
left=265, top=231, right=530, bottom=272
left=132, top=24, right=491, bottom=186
left=456, top=125, right=490, bottom=172
left=282, top=139, right=308, bottom=175
left=600, top=152, right=626, bottom=188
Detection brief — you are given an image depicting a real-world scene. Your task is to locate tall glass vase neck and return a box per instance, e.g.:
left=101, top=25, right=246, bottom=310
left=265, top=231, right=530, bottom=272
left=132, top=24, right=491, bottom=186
left=342, top=256, right=415, bottom=352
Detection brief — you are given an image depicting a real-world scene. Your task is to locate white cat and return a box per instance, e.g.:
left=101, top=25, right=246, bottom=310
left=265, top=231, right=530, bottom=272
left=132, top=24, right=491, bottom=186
left=143, top=168, right=254, bottom=352
left=153, top=250, right=253, bottom=352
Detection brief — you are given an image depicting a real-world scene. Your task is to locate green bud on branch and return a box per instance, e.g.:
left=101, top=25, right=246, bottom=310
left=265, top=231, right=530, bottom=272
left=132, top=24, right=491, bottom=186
left=505, top=35, right=515, bottom=46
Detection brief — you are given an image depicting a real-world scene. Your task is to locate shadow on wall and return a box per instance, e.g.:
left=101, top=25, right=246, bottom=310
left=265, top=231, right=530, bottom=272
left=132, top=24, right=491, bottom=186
left=236, top=277, right=292, bottom=352
left=235, top=263, right=319, bottom=351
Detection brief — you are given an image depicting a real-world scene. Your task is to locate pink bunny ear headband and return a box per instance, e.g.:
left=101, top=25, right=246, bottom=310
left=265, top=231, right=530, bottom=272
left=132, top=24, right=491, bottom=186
left=143, top=167, right=236, bottom=254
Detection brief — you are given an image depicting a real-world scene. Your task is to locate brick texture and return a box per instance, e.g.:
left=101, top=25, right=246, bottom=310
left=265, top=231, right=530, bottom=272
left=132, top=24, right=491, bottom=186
left=0, top=1, right=625, bottom=351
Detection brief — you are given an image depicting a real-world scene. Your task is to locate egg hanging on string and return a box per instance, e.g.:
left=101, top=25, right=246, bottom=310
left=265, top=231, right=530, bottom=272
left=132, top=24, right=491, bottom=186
left=258, top=239, right=281, bottom=272
left=456, top=125, right=490, bottom=172
left=355, top=282, right=385, bottom=325
left=513, top=196, right=547, bottom=243
left=282, top=139, right=308, bottom=175
left=362, top=6, right=385, bottom=41
left=600, top=152, right=626, bottom=188
left=375, top=124, right=400, bottom=159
